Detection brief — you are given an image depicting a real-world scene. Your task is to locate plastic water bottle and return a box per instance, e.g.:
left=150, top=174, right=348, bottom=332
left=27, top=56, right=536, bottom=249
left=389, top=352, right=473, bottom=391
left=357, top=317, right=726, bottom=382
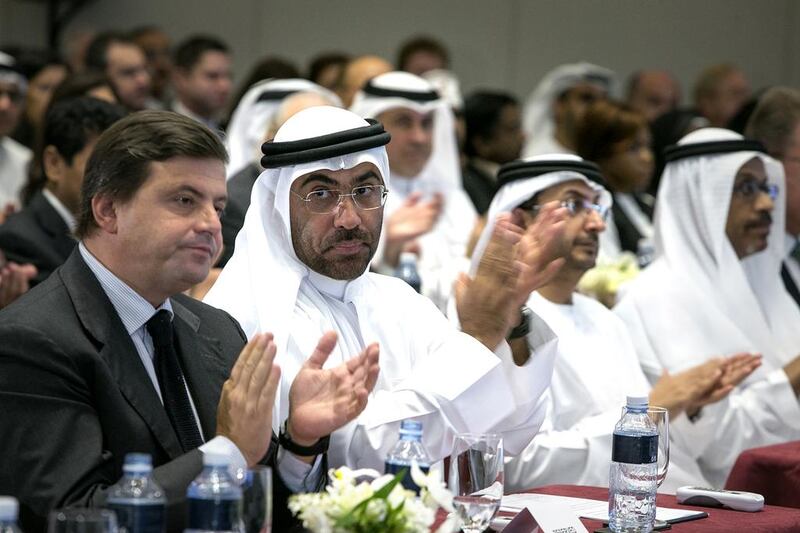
left=395, top=253, right=422, bottom=293
left=107, top=453, right=166, bottom=533
left=608, top=396, right=658, bottom=533
left=385, top=420, right=432, bottom=493
left=0, top=497, right=22, bottom=533
left=186, top=453, right=242, bottom=533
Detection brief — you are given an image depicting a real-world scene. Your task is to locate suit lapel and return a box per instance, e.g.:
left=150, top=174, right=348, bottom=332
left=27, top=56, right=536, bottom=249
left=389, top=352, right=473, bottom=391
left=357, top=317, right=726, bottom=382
left=172, top=299, right=227, bottom=441
left=782, top=263, right=800, bottom=307
left=32, top=192, right=77, bottom=259
left=60, top=250, right=184, bottom=458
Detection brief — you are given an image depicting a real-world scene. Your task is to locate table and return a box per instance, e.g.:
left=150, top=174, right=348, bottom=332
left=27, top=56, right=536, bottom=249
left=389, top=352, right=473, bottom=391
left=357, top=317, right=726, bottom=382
left=725, top=441, right=800, bottom=509
left=433, top=484, right=800, bottom=532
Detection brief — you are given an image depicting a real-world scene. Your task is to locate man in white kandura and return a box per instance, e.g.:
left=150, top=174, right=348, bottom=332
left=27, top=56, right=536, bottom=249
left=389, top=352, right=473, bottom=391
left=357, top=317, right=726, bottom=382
left=471, top=155, right=760, bottom=493
left=615, top=128, right=800, bottom=487
left=350, top=71, right=477, bottom=309
left=206, top=106, right=562, bottom=477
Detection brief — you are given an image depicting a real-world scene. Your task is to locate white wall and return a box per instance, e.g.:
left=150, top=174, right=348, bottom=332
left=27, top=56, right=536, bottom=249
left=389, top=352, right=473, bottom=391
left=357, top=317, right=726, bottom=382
left=2, top=0, right=798, bottom=101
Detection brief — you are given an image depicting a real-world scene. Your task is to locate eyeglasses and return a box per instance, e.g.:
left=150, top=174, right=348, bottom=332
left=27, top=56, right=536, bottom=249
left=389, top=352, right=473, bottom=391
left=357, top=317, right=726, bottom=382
left=733, top=180, right=779, bottom=200
left=291, top=184, right=388, bottom=214
left=531, top=198, right=610, bottom=221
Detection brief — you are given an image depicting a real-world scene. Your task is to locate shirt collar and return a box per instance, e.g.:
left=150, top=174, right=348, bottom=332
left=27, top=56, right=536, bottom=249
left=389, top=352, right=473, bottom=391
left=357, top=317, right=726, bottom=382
left=472, top=158, right=500, bottom=182
left=173, top=100, right=219, bottom=131
left=78, top=242, right=173, bottom=334
left=42, top=188, right=76, bottom=231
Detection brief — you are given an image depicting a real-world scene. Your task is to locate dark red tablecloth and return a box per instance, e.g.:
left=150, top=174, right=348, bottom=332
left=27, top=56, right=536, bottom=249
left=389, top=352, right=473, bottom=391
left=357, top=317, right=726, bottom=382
left=725, top=441, right=800, bottom=509
left=433, top=484, right=800, bottom=532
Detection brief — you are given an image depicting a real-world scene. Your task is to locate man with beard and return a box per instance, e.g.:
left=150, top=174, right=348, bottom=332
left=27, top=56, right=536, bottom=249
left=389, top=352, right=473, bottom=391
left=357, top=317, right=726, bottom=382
left=473, top=156, right=759, bottom=492
left=615, top=128, right=800, bottom=487
left=206, top=105, right=566, bottom=473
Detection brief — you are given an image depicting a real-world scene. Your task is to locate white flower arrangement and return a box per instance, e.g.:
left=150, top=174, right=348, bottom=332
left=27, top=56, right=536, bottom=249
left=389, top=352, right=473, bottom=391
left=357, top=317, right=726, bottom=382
left=289, top=462, right=457, bottom=533
left=577, top=252, right=641, bottom=308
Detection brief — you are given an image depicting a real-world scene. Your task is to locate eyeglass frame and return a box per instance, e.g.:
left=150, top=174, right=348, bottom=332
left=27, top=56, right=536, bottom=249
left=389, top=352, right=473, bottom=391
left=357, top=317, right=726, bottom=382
left=290, top=184, right=389, bottom=214
left=732, top=180, right=779, bottom=201
left=528, top=198, right=610, bottom=221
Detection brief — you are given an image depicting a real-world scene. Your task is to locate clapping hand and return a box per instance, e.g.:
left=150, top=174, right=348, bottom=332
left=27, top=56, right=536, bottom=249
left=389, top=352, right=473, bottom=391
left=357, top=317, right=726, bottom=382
left=216, top=333, right=282, bottom=466
left=0, top=256, right=38, bottom=309
left=383, top=192, right=444, bottom=267
left=286, top=331, right=380, bottom=452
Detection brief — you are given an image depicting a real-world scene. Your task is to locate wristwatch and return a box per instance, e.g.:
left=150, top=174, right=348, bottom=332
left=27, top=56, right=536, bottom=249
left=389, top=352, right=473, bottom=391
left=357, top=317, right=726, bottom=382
left=278, top=420, right=330, bottom=456
left=506, top=305, right=533, bottom=340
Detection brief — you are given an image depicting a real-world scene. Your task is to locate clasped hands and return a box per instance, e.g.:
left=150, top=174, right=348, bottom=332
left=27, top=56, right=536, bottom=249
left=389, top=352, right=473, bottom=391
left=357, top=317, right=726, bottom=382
left=215, top=331, right=380, bottom=466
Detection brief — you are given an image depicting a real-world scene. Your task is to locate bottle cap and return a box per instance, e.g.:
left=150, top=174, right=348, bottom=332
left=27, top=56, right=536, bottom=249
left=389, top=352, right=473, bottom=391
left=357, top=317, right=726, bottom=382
left=203, top=451, right=231, bottom=467
left=399, top=252, right=418, bottom=265
left=123, top=452, right=153, bottom=473
left=399, top=419, right=423, bottom=437
left=0, top=497, right=18, bottom=521
left=626, top=395, right=649, bottom=407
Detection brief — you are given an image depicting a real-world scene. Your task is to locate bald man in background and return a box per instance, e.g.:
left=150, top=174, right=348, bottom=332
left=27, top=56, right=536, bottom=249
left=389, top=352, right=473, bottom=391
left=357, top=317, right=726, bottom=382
left=335, top=55, right=392, bottom=108
left=627, top=69, right=681, bottom=122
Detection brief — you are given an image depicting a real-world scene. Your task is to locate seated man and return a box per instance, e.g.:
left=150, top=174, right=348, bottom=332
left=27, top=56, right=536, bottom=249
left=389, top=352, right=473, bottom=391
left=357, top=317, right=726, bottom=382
left=0, top=111, right=379, bottom=531
left=615, top=128, right=800, bottom=486
left=473, top=156, right=759, bottom=492
left=206, top=105, right=562, bottom=472
left=0, top=97, right=125, bottom=286
left=350, top=71, right=477, bottom=309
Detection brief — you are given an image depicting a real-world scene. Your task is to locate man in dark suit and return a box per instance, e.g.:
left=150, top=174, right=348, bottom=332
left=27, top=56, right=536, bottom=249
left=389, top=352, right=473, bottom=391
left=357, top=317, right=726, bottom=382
left=0, top=111, right=379, bottom=532
left=462, top=91, right=524, bottom=214
left=0, top=97, right=126, bottom=286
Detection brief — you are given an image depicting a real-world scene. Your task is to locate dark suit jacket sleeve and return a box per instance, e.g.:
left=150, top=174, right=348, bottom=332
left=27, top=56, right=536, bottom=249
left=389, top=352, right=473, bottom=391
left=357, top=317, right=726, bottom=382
left=0, top=323, right=203, bottom=532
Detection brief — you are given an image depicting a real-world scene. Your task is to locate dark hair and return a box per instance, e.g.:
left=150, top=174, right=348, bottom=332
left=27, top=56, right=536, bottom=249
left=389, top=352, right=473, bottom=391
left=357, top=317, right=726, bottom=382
left=463, top=90, right=518, bottom=157
left=308, top=52, right=349, bottom=85
left=397, top=35, right=449, bottom=71
left=8, top=48, right=68, bottom=81
left=50, top=71, right=118, bottom=108
left=76, top=111, right=228, bottom=238
left=85, top=32, right=138, bottom=71
left=23, top=97, right=126, bottom=203
left=574, top=100, right=647, bottom=162
left=227, top=56, right=301, bottom=117
left=173, top=35, right=228, bottom=71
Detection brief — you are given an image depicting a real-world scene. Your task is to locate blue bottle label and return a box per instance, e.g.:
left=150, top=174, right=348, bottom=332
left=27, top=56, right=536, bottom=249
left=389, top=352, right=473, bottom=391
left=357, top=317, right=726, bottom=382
left=612, top=433, right=658, bottom=464
left=188, top=498, right=241, bottom=531
left=384, top=462, right=430, bottom=494
left=107, top=502, right=165, bottom=533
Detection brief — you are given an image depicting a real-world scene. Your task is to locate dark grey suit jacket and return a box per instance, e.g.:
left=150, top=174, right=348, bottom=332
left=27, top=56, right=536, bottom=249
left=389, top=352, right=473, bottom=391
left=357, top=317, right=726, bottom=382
left=0, top=250, right=282, bottom=532
left=0, top=191, right=76, bottom=285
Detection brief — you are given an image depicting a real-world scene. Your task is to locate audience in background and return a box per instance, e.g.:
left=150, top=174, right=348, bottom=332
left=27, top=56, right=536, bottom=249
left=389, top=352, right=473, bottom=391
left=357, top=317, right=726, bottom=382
left=0, top=97, right=125, bottom=288
left=693, top=63, right=751, bottom=128
left=746, top=87, right=800, bottom=307
left=307, top=52, right=350, bottom=91
left=462, top=90, right=524, bottom=214
left=335, top=55, right=392, bottom=108
left=171, top=36, right=232, bottom=133
left=0, top=51, right=31, bottom=216
left=574, top=100, right=654, bottom=260
left=626, top=69, right=680, bottom=123
left=397, top=35, right=450, bottom=76
left=85, top=32, right=151, bottom=111
left=522, top=62, right=614, bottom=157
left=130, top=26, right=173, bottom=104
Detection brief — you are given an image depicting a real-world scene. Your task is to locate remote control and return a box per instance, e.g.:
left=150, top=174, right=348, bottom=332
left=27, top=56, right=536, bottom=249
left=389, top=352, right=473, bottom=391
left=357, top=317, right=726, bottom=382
left=676, top=486, right=764, bottom=512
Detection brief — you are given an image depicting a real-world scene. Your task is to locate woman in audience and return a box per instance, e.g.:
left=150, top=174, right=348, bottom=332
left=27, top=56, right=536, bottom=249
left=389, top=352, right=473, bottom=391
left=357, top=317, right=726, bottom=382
left=575, top=100, right=655, bottom=261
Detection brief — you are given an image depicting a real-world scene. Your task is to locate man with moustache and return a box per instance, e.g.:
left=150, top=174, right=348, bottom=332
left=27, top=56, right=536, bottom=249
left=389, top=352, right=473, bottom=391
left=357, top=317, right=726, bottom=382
left=207, top=105, right=564, bottom=473
left=616, top=128, right=800, bottom=487
left=470, top=156, right=759, bottom=492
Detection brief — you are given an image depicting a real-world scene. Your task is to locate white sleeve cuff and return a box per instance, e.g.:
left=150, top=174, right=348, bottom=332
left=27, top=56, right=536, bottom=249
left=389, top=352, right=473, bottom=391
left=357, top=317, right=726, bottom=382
left=276, top=447, right=325, bottom=493
left=199, top=435, right=248, bottom=477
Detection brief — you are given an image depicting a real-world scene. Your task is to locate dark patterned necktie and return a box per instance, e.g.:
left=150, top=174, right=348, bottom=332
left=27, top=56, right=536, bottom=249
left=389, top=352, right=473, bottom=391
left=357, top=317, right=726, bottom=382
left=146, top=310, right=204, bottom=452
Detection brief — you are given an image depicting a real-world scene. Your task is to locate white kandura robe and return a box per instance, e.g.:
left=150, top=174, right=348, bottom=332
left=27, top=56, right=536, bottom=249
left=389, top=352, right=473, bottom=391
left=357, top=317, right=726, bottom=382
left=614, top=128, right=800, bottom=487
left=504, top=292, right=709, bottom=494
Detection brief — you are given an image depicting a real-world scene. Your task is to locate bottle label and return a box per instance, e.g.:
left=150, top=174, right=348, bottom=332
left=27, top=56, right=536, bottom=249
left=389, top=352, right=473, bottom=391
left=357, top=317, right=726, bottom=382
left=107, top=502, right=165, bottom=533
left=384, top=462, right=430, bottom=494
left=611, top=434, right=658, bottom=464
left=188, top=498, right=241, bottom=531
